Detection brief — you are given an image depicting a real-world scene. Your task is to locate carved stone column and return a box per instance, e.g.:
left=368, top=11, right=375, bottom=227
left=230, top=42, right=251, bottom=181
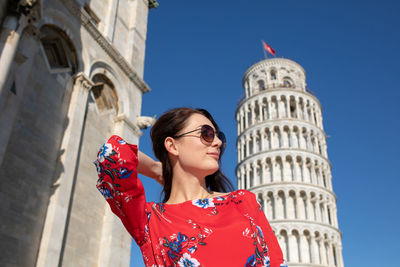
left=252, top=132, right=257, bottom=154
left=275, top=194, right=283, bottom=219
left=245, top=136, right=250, bottom=157
left=250, top=103, right=255, bottom=125
left=300, top=234, right=310, bottom=263
left=258, top=101, right=263, bottom=122
left=319, top=238, right=328, bottom=266
left=240, top=110, right=244, bottom=133
left=237, top=142, right=241, bottom=162
left=285, top=97, right=290, bottom=118
left=245, top=164, right=251, bottom=189
left=288, top=233, right=299, bottom=262
left=301, top=160, right=308, bottom=183
left=251, top=162, right=257, bottom=187
left=261, top=161, right=266, bottom=185
left=310, top=234, right=320, bottom=264
left=261, top=130, right=266, bottom=150
left=327, top=241, right=334, bottom=266
left=244, top=105, right=249, bottom=128
left=295, top=97, right=301, bottom=119
left=36, top=73, right=93, bottom=267
left=267, top=97, right=273, bottom=119
left=337, top=243, right=344, bottom=267
left=306, top=193, right=314, bottom=221
left=295, top=192, right=303, bottom=220
left=315, top=199, right=322, bottom=223
left=310, top=162, right=317, bottom=185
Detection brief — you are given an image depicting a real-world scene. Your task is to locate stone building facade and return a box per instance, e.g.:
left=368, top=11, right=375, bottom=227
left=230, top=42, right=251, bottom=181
left=0, top=0, right=157, bottom=266
left=235, top=58, right=344, bottom=267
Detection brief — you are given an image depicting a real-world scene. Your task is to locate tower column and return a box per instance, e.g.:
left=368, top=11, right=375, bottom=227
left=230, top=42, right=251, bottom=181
left=306, top=193, right=314, bottom=221
left=300, top=234, right=310, bottom=263
left=250, top=103, right=255, bottom=125
left=244, top=105, right=249, bottom=128
left=246, top=164, right=251, bottom=189
left=267, top=97, right=272, bottom=119
left=288, top=233, right=299, bottom=262
left=310, top=233, right=320, bottom=264
left=285, top=97, right=290, bottom=118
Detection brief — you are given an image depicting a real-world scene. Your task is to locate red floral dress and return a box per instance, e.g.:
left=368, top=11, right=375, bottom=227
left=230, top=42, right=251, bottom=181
left=95, top=135, right=287, bottom=267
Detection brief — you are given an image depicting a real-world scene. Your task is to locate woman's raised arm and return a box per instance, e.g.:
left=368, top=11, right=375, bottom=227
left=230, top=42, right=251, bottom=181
left=137, top=151, right=163, bottom=185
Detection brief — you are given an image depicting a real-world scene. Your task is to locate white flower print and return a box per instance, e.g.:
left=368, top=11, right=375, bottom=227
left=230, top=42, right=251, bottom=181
left=178, top=253, right=200, bottom=267
left=192, top=198, right=215, bottom=209
left=97, top=143, right=113, bottom=163
left=263, top=255, right=270, bottom=267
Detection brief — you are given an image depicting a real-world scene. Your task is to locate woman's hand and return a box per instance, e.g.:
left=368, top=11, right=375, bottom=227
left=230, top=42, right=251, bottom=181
left=137, top=151, right=164, bottom=185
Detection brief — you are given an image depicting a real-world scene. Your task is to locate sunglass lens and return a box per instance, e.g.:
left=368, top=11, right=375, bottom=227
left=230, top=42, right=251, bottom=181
left=201, top=125, right=215, bottom=143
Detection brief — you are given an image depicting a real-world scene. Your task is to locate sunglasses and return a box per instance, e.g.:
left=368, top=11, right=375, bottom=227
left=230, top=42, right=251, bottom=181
left=174, top=124, right=226, bottom=154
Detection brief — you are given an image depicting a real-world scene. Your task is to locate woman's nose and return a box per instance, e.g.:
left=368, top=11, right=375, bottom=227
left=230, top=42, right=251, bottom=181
left=213, top=135, right=222, bottom=149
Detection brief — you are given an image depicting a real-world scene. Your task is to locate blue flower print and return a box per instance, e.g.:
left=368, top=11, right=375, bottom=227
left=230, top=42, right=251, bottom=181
left=263, top=255, right=270, bottom=267
left=188, top=246, right=196, bottom=254
left=256, top=225, right=264, bottom=239
left=97, top=143, right=113, bottom=163
left=170, top=232, right=188, bottom=253
left=118, top=167, right=133, bottom=179
left=166, top=232, right=189, bottom=260
left=98, top=186, right=113, bottom=199
left=245, top=254, right=256, bottom=267
left=117, top=139, right=126, bottom=144
left=192, top=198, right=215, bottom=209
left=178, top=253, right=200, bottom=267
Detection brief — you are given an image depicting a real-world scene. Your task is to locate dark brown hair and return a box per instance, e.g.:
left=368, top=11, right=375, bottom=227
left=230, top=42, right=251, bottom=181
left=150, top=107, right=234, bottom=203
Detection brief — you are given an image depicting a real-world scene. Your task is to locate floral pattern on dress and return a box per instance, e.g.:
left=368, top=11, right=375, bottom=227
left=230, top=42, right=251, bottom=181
left=97, top=142, right=114, bottom=163
left=178, top=253, right=200, bottom=267
left=243, top=214, right=271, bottom=267
left=192, top=198, right=215, bottom=209
left=158, top=220, right=213, bottom=267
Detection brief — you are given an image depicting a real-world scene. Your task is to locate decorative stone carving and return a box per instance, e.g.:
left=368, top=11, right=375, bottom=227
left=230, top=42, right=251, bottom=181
left=136, top=115, right=156, bottom=129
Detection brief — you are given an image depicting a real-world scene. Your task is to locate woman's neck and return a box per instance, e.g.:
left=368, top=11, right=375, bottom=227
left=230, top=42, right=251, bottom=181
left=166, top=170, right=212, bottom=204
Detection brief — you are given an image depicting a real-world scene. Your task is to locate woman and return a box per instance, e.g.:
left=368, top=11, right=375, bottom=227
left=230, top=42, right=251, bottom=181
left=95, top=107, right=287, bottom=267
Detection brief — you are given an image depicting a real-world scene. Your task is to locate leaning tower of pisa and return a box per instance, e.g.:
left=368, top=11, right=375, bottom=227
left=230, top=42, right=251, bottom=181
left=235, top=58, right=344, bottom=267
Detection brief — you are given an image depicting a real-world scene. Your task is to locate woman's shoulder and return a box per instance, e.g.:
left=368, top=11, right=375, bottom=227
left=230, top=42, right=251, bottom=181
left=213, top=189, right=259, bottom=207
left=232, top=189, right=260, bottom=207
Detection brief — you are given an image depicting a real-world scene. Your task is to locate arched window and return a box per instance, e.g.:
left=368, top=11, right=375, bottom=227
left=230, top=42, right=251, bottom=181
left=40, top=25, right=78, bottom=73
left=257, top=79, right=266, bottom=90
left=91, top=74, right=119, bottom=113
left=283, top=77, right=294, bottom=88
left=270, top=69, right=277, bottom=80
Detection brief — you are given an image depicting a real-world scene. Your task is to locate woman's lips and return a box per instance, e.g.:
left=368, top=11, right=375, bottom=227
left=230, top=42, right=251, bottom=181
left=207, top=153, right=220, bottom=159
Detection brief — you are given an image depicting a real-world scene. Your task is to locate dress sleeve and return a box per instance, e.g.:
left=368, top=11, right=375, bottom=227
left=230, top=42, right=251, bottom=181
left=94, top=135, right=147, bottom=245
left=244, top=191, right=287, bottom=267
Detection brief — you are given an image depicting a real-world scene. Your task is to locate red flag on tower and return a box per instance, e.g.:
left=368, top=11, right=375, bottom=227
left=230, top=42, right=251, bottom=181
left=262, top=40, right=276, bottom=56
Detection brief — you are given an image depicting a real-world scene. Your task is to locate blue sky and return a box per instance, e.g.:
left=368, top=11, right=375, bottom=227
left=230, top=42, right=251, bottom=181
left=130, top=0, right=400, bottom=266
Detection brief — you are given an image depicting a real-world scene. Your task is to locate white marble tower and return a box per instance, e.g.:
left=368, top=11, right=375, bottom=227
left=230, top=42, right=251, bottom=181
left=235, top=58, right=344, bottom=267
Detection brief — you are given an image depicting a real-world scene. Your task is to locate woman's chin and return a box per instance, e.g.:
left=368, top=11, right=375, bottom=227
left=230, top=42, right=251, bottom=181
left=204, top=165, right=219, bottom=176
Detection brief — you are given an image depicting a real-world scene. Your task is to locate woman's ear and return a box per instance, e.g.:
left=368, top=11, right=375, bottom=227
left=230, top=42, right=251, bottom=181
left=164, top=137, right=179, bottom=156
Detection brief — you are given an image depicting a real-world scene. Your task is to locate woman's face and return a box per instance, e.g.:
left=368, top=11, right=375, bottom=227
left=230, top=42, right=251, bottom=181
left=173, top=113, right=223, bottom=177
